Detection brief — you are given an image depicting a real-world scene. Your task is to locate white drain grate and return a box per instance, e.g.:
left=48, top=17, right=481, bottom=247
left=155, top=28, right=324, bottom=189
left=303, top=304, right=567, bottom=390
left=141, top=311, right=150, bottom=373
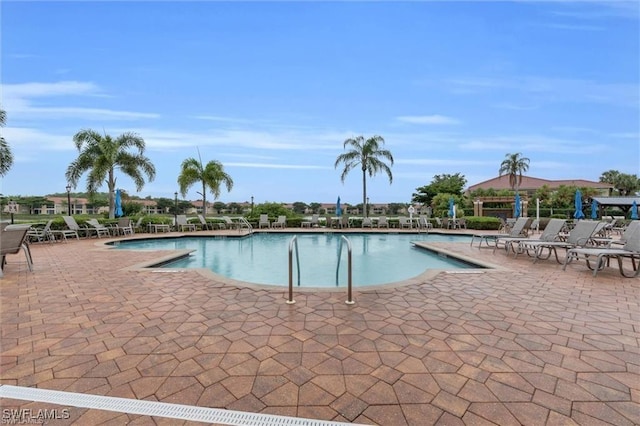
left=0, top=385, right=363, bottom=426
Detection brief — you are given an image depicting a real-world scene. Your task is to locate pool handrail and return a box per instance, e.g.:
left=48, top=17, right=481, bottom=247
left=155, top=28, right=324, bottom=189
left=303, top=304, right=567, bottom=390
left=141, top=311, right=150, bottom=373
left=287, top=235, right=300, bottom=304
left=336, top=235, right=355, bottom=305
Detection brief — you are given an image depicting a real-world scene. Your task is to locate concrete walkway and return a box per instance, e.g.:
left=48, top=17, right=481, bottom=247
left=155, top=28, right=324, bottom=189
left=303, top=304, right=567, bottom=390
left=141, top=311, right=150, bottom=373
left=1, top=230, right=638, bottom=425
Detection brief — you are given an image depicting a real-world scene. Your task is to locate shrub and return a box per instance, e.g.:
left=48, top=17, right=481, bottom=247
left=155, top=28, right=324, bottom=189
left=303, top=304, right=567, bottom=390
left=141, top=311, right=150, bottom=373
left=463, top=216, right=501, bottom=230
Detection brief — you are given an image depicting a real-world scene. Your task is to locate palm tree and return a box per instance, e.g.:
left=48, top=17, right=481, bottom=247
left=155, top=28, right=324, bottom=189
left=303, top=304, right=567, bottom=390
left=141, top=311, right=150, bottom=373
left=177, top=155, right=233, bottom=217
left=334, top=135, right=394, bottom=218
left=499, top=152, right=530, bottom=192
left=66, top=129, right=156, bottom=219
left=0, top=108, right=13, bottom=177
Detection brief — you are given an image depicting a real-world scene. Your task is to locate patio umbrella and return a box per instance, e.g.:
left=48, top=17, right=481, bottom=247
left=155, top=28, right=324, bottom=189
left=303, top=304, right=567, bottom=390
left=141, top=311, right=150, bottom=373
left=114, top=189, right=124, bottom=218
left=448, top=197, right=454, bottom=218
left=573, top=189, right=585, bottom=219
left=591, top=199, right=598, bottom=220
left=336, top=196, right=342, bottom=217
left=631, top=200, right=638, bottom=220
left=514, top=192, right=521, bottom=218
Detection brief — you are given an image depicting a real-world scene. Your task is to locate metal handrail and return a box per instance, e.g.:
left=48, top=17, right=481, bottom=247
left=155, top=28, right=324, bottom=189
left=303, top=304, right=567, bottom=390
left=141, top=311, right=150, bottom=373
left=238, top=217, right=253, bottom=233
left=336, top=235, right=355, bottom=304
left=287, top=235, right=300, bottom=304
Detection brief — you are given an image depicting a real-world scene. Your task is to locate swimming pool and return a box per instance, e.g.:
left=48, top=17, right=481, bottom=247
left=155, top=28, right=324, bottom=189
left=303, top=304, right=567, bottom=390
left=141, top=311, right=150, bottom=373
left=113, top=233, right=477, bottom=287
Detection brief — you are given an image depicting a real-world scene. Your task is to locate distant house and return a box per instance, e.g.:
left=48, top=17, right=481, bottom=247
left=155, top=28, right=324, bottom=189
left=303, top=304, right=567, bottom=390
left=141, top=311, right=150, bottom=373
left=467, top=175, right=613, bottom=198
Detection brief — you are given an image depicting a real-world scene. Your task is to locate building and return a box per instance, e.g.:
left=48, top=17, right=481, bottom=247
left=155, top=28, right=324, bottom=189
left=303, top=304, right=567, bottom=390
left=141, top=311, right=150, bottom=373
left=467, top=175, right=613, bottom=197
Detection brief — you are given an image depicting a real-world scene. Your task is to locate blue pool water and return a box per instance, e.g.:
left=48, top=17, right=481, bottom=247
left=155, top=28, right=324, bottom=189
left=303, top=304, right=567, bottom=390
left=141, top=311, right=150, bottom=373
left=113, top=233, right=476, bottom=287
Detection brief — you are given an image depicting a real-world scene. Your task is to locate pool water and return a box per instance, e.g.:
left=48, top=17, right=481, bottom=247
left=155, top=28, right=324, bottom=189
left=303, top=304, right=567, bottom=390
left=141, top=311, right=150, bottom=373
left=113, top=233, right=476, bottom=287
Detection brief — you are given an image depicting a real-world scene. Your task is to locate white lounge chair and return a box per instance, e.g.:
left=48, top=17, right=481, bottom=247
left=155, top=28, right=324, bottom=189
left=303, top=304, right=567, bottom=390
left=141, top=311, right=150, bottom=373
left=258, top=214, right=270, bottom=229
left=377, top=216, right=389, bottom=229
left=1, top=224, right=33, bottom=275
left=493, top=218, right=566, bottom=256
left=86, top=219, right=112, bottom=238
left=176, top=215, right=196, bottom=232
left=470, top=217, right=530, bottom=248
left=272, top=215, right=287, bottom=229
left=519, top=220, right=601, bottom=263
left=563, top=225, right=640, bottom=277
left=27, top=220, right=55, bottom=243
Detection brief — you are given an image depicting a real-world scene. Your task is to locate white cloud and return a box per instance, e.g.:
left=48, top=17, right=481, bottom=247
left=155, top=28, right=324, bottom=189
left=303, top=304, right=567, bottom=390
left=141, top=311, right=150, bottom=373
left=225, top=162, right=331, bottom=170
left=396, top=115, right=461, bottom=125
left=459, top=135, right=607, bottom=154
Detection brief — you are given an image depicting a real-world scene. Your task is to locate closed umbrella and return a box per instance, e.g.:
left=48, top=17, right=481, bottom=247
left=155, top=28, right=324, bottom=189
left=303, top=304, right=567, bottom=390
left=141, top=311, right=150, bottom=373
left=573, top=189, right=585, bottom=219
left=591, top=199, right=598, bottom=220
left=448, top=197, right=454, bottom=218
left=631, top=200, right=638, bottom=220
left=514, top=192, right=521, bottom=218
left=336, top=196, right=342, bottom=217
left=115, top=189, right=124, bottom=218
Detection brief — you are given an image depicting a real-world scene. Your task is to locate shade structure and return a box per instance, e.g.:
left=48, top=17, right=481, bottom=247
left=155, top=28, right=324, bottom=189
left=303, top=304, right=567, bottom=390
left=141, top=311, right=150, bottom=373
left=448, top=197, right=454, bottom=218
left=632, top=200, right=639, bottom=220
left=514, top=192, right=521, bottom=218
left=336, top=196, right=342, bottom=217
left=573, top=189, right=585, bottom=219
left=115, top=189, right=124, bottom=218
left=591, top=199, right=598, bottom=220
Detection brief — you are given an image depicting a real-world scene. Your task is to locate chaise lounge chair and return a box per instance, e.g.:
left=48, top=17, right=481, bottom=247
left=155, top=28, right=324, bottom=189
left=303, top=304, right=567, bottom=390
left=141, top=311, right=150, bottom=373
left=61, top=216, right=84, bottom=240
left=377, top=216, right=389, bottom=229
left=563, top=225, right=640, bottom=277
left=493, top=218, right=566, bottom=256
left=258, top=214, right=271, bottom=229
left=1, top=224, right=33, bottom=276
left=470, top=217, right=530, bottom=248
left=86, top=219, right=112, bottom=238
left=272, top=215, right=287, bottom=229
left=197, top=214, right=213, bottom=230
left=27, top=220, right=55, bottom=243
left=519, top=220, right=601, bottom=264
left=176, top=215, right=196, bottom=232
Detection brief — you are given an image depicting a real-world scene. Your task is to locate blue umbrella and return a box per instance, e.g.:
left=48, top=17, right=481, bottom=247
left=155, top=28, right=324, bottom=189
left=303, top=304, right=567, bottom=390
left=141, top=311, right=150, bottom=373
left=514, top=192, right=521, bottom=218
left=573, top=189, right=585, bottom=219
left=114, top=189, right=124, bottom=217
left=631, top=200, right=638, bottom=220
left=591, top=199, right=598, bottom=220
left=448, top=197, right=454, bottom=218
left=336, top=196, right=342, bottom=217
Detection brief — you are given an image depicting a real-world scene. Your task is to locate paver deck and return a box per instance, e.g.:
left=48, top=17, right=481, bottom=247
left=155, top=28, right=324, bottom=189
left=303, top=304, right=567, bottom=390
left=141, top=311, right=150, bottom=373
left=1, top=228, right=638, bottom=425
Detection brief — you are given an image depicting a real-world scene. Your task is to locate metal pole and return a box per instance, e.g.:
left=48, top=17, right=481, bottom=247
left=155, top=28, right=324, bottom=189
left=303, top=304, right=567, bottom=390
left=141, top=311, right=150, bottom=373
left=174, top=192, right=178, bottom=230
left=286, top=236, right=296, bottom=304
left=66, top=185, right=72, bottom=215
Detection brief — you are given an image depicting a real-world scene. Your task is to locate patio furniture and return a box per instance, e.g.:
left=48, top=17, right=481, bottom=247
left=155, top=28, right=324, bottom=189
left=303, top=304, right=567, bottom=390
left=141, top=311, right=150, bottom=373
left=520, top=220, right=601, bottom=264
left=86, top=219, right=112, bottom=238
left=1, top=225, right=33, bottom=276
left=176, top=215, right=196, bottom=232
left=258, top=215, right=270, bottom=229
left=272, top=216, right=287, bottom=229
left=27, top=220, right=55, bottom=243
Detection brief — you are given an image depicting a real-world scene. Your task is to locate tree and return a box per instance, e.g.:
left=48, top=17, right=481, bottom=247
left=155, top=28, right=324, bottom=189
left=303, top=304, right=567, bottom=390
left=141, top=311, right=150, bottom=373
left=292, top=202, right=308, bottom=214
left=0, top=108, right=13, bottom=177
left=499, top=153, right=530, bottom=191
left=412, top=173, right=467, bottom=205
left=66, top=129, right=156, bottom=219
left=178, top=153, right=233, bottom=217
left=309, top=202, right=321, bottom=213
left=334, top=135, right=393, bottom=218
left=600, top=170, right=640, bottom=196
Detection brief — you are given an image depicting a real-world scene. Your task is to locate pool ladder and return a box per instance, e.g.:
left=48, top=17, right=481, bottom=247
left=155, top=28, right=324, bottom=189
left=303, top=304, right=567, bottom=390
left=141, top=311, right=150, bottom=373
left=287, top=235, right=354, bottom=305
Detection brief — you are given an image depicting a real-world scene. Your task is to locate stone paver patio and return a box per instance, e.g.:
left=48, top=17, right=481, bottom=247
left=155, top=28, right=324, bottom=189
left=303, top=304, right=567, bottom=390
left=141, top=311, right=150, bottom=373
left=1, top=229, right=638, bottom=425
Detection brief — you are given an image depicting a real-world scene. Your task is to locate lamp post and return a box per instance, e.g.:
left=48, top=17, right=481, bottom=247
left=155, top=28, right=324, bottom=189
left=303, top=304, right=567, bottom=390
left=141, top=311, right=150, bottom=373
left=174, top=191, right=178, bottom=230
left=66, top=184, right=72, bottom=215
left=251, top=196, right=254, bottom=215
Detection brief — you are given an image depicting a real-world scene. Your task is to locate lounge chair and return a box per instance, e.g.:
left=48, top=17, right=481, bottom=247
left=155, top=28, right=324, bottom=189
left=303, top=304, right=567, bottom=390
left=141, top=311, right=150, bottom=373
left=113, top=217, right=134, bottom=235
left=176, top=215, right=196, bottom=232
left=302, top=214, right=319, bottom=228
left=86, top=219, right=112, bottom=238
left=470, top=217, right=530, bottom=248
left=493, top=218, right=566, bottom=256
left=563, top=225, right=640, bottom=277
left=418, top=216, right=433, bottom=230
left=220, top=216, right=238, bottom=230
left=1, top=224, right=33, bottom=275
left=272, top=215, right=287, bottom=229
left=258, top=214, right=270, bottom=229
left=361, top=217, right=373, bottom=228
left=197, top=214, right=213, bottom=230
left=376, top=216, right=388, bottom=229
left=519, top=220, right=601, bottom=263
left=61, top=216, right=86, bottom=239
left=27, top=220, right=55, bottom=243
left=399, top=217, right=411, bottom=229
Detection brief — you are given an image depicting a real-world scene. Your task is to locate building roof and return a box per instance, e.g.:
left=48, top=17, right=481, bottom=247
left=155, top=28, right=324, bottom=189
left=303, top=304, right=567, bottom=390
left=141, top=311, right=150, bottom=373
left=467, top=175, right=613, bottom=192
left=592, top=196, right=640, bottom=207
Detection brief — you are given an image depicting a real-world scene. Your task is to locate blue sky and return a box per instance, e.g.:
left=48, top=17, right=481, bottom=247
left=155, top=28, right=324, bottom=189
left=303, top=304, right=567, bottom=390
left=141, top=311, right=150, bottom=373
left=2, top=1, right=638, bottom=205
